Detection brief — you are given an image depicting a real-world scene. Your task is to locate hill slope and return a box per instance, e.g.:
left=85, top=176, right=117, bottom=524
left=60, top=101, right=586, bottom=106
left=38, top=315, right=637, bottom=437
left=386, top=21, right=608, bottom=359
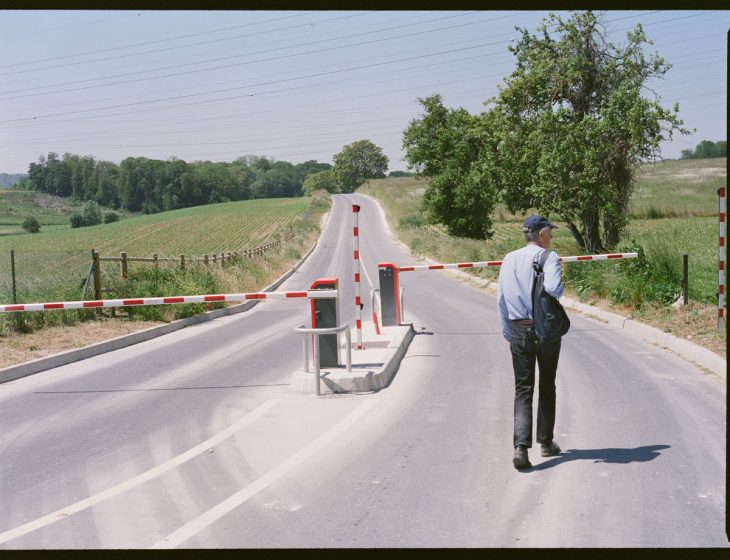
left=0, top=195, right=328, bottom=306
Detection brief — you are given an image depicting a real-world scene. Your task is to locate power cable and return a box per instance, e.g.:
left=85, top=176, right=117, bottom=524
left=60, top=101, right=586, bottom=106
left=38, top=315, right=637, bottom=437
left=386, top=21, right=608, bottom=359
left=0, top=11, right=521, bottom=98
left=0, top=10, right=467, bottom=77
left=0, top=11, right=314, bottom=70
left=0, top=39, right=521, bottom=124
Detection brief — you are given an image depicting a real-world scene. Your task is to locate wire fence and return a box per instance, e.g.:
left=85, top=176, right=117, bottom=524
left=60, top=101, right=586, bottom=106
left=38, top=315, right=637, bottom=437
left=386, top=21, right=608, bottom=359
left=1, top=249, right=91, bottom=305
left=1, top=233, right=298, bottom=305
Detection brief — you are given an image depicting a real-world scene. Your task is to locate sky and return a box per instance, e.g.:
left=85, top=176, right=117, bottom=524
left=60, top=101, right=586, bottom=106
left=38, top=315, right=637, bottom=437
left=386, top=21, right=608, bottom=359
left=0, top=10, right=728, bottom=174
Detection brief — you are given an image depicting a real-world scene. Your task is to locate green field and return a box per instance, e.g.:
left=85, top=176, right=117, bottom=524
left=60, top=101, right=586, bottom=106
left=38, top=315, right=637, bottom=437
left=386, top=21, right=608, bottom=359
left=629, top=157, right=725, bottom=218
left=0, top=196, right=325, bottom=306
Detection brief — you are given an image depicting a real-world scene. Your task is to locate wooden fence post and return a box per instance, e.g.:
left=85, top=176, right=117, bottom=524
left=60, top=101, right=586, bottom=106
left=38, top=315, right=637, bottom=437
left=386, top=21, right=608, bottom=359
left=153, top=253, right=158, bottom=269
left=92, top=249, right=102, bottom=315
left=180, top=254, right=185, bottom=271
left=120, top=252, right=128, bottom=280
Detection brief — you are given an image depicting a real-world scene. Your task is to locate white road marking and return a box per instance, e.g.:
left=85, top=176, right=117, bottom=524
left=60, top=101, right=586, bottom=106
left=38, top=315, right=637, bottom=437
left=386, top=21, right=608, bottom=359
left=0, top=398, right=279, bottom=545
left=151, top=397, right=378, bottom=549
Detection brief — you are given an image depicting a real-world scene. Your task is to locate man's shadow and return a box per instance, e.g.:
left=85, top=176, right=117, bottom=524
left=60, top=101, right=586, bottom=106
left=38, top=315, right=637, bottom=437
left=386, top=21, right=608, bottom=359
left=527, top=444, right=671, bottom=471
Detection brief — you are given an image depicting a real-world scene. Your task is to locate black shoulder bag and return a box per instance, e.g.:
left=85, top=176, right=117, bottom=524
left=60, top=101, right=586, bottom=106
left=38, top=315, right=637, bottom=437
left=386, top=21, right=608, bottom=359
left=531, top=249, right=570, bottom=344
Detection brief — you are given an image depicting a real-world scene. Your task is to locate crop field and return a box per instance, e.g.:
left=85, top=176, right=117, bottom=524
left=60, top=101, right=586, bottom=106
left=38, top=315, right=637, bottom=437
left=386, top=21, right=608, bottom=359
left=629, top=157, right=725, bottom=218
left=0, top=196, right=322, bottom=305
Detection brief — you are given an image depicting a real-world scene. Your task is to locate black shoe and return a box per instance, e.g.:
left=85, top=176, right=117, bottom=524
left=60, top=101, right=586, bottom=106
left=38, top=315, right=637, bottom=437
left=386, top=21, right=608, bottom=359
left=513, top=446, right=532, bottom=469
left=541, top=441, right=561, bottom=457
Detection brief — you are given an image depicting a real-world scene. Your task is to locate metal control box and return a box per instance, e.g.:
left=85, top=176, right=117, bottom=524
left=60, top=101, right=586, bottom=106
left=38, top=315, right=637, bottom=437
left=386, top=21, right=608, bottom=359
left=310, top=278, right=340, bottom=367
left=378, top=263, right=400, bottom=326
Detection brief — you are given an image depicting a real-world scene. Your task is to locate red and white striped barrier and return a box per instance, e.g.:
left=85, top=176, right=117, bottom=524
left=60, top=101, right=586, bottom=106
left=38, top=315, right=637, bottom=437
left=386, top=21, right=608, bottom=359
left=352, top=204, right=363, bottom=349
left=397, top=252, right=639, bottom=272
left=719, top=186, right=726, bottom=330
left=0, top=289, right=338, bottom=313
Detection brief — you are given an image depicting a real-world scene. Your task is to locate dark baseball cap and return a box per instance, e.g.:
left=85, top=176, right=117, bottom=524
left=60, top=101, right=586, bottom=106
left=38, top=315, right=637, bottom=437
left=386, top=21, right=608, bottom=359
left=522, top=214, right=558, bottom=233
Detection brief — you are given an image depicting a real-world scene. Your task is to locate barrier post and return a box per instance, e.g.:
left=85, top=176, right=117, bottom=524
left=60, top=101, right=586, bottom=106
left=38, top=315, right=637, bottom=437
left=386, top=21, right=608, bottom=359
left=378, top=263, right=400, bottom=326
left=719, top=186, right=726, bottom=331
left=310, top=278, right=340, bottom=367
left=352, top=204, right=364, bottom=349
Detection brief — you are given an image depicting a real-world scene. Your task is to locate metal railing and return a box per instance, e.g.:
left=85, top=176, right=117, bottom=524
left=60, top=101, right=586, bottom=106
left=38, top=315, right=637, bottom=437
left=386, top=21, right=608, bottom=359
left=294, top=324, right=352, bottom=396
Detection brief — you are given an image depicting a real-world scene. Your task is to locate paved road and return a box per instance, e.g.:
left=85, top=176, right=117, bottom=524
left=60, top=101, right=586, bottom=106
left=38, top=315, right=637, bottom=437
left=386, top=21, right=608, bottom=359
left=0, top=193, right=726, bottom=548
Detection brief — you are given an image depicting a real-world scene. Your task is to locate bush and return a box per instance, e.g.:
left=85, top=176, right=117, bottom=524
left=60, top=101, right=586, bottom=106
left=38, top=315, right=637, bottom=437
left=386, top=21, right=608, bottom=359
left=105, top=266, right=222, bottom=322
left=82, top=201, right=103, bottom=226
left=70, top=213, right=85, bottom=228
left=398, top=213, right=425, bottom=229
left=563, top=240, right=681, bottom=309
left=141, top=201, right=160, bottom=214
left=22, top=216, right=41, bottom=233
left=104, top=211, right=120, bottom=224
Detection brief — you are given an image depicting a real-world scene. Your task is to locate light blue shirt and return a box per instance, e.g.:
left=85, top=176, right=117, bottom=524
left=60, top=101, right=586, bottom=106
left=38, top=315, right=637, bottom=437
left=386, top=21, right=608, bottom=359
left=497, top=244, right=564, bottom=342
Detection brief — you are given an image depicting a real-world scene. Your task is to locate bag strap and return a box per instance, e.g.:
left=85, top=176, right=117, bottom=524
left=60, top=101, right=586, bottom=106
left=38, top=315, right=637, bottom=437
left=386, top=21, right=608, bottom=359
left=533, top=248, right=552, bottom=273
left=539, top=248, right=551, bottom=267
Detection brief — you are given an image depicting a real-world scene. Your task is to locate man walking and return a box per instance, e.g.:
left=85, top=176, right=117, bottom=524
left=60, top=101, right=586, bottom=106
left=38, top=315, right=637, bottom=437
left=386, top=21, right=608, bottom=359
left=497, top=215, right=565, bottom=469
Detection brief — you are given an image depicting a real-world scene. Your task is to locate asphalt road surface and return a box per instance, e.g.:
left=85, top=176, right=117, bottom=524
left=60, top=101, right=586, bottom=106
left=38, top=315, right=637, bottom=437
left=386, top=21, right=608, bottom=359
left=0, top=193, right=726, bottom=548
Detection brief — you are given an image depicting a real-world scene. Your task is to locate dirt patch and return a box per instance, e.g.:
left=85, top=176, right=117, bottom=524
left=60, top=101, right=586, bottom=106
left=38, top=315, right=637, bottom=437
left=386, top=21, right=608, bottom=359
left=0, top=318, right=161, bottom=370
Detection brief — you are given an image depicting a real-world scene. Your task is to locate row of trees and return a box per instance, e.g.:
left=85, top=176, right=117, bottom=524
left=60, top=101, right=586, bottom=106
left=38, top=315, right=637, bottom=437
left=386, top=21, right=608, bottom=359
left=17, top=140, right=393, bottom=213
left=18, top=154, right=332, bottom=213
left=402, top=11, right=688, bottom=253
left=680, top=140, right=727, bottom=160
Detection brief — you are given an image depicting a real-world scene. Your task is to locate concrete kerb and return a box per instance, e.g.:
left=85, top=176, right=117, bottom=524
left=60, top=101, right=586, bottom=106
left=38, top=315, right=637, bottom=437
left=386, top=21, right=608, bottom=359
left=358, top=193, right=725, bottom=380
left=289, top=322, right=415, bottom=395
left=0, top=226, right=325, bottom=385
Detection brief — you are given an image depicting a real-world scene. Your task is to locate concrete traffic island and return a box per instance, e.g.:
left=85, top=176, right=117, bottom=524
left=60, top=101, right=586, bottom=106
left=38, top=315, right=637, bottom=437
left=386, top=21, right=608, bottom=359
left=290, top=320, right=415, bottom=394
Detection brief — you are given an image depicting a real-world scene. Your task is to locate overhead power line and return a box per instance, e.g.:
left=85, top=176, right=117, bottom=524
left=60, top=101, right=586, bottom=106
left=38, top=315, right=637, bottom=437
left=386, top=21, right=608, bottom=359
left=0, top=11, right=518, bottom=97
left=0, top=11, right=313, bottom=70
left=0, top=38, right=520, bottom=124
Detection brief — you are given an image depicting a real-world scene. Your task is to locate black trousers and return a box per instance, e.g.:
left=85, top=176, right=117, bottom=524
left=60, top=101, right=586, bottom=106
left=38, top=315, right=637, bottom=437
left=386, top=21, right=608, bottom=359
left=509, top=322, right=561, bottom=449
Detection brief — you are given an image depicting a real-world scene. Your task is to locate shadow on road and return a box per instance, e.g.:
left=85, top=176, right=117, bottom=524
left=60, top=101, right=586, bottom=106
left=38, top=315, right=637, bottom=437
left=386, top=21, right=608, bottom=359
left=528, top=444, right=671, bottom=471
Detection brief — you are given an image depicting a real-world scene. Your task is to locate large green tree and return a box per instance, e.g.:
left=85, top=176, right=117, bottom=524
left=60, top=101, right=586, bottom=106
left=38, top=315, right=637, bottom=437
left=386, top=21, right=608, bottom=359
left=404, top=11, right=689, bottom=252
left=302, top=169, right=339, bottom=196
left=402, top=94, right=498, bottom=238
left=333, top=140, right=389, bottom=193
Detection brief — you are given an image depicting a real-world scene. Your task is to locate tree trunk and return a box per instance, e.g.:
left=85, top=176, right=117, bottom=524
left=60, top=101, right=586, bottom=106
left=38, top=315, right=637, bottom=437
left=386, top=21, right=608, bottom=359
left=581, top=209, right=604, bottom=253
left=603, top=176, right=632, bottom=249
left=603, top=213, right=622, bottom=249
left=565, top=219, right=587, bottom=251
